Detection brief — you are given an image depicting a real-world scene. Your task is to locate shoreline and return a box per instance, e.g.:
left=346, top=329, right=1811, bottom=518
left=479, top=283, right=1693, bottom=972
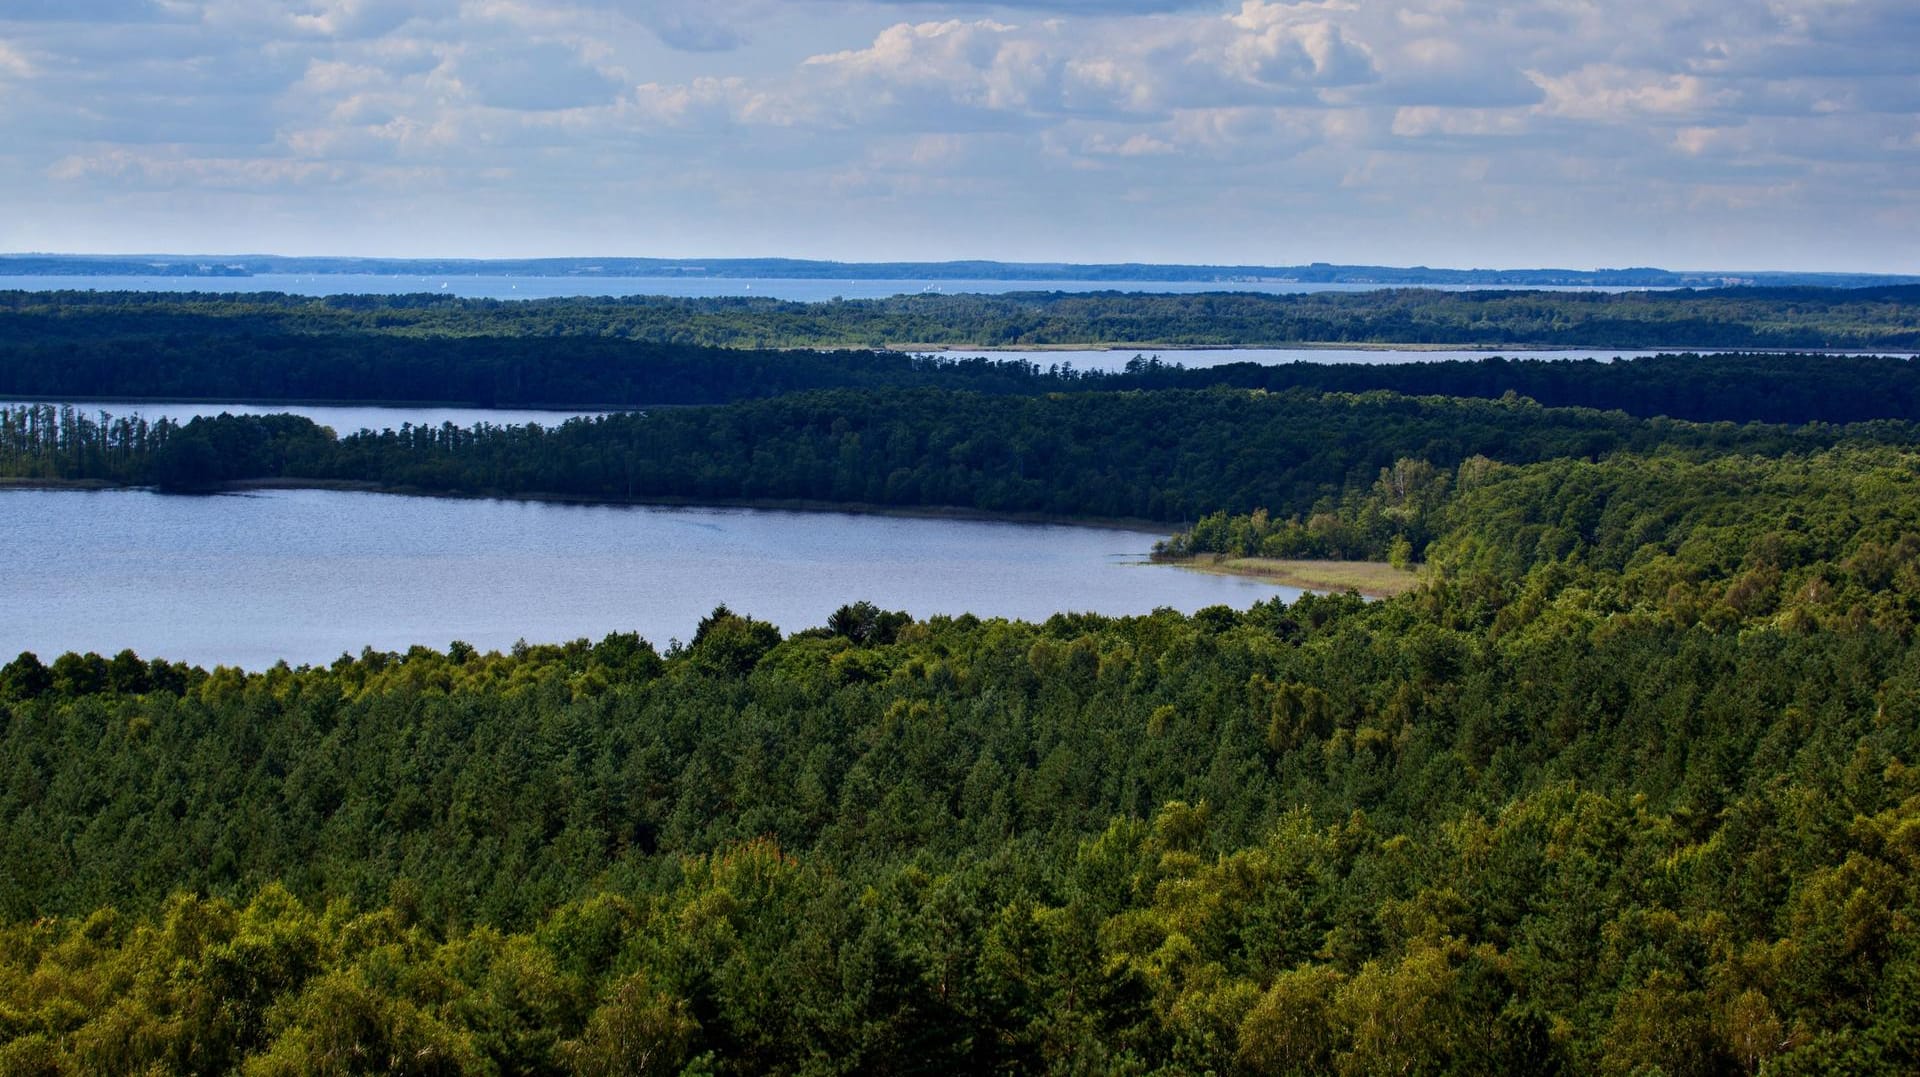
left=0, top=476, right=120, bottom=491
left=890, top=342, right=1920, bottom=356
left=1157, top=553, right=1420, bottom=598
left=0, top=395, right=620, bottom=413
left=2, top=476, right=1177, bottom=536
left=226, top=480, right=1179, bottom=534
left=897, top=341, right=1557, bottom=354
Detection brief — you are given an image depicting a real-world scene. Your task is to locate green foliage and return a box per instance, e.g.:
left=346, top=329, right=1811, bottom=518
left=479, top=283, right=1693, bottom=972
left=1166, top=443, right=1920, bottom=634
left=3, top=564, right=1919, bottom=1071
left=6, top=285, right=1920, bottom=354
left=2, top=388, right=1891, bottom=524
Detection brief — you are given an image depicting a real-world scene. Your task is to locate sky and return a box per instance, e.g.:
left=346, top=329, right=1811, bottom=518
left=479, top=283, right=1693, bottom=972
left=0, top=0, right=1915, bottom=271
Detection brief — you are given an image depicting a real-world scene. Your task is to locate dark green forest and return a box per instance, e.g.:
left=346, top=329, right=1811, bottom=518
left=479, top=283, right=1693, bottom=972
left=3, top=389, right=1904, bottom=516
left=8, top=291, right=1920, bottom=424
left=7, top=350, right=1920, bottom=1071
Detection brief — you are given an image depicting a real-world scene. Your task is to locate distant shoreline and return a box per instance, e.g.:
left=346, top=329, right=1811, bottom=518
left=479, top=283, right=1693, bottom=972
left=890, top=341, right=1888, bottom=355
left=5, top=254, right=1916, bottom=289
left=0, top=476, right=1179, bottom=537
left=0, top=395, right=616, bottom=412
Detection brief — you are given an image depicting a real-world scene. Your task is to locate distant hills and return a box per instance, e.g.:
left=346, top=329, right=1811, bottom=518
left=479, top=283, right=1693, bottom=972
left=2, top=253, right=1915, bottom=289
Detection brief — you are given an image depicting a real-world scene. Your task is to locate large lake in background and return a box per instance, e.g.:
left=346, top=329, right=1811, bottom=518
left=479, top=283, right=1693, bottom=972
left=0, top=274, right=1667, bottom=302
left=0, top=488, right=1288, bottom=670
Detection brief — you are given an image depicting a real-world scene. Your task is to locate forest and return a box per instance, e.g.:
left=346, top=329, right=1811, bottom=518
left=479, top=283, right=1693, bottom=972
left=7, top=348, right=1920, bottom=1071
left=5, top=285, right=1920, bottom=356
left=2, top=388, right=1904, bottom=515
left=8, top=292, right=1920, bottom=425
left=6, top=461, right=1920, bottom=1072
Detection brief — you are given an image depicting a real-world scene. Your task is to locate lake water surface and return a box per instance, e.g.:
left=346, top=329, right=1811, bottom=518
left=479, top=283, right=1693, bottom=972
left=0, top=274, right=1668, bottom=301
left=0, top=488, right=1289, bottom=669
left=0, top=401, right=606, bottom=433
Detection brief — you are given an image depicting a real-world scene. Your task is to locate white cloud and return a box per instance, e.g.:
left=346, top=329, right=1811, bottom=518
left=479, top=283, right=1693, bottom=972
left=802, top=20, right=1042, bottom=117
left=0, top=0, right=1913, bottom=269
left=627, top=77, right=784, bottom=127
left=1533, top=65, right=1734, bottom=123
left=1222, top=2, right=1375, bottom=87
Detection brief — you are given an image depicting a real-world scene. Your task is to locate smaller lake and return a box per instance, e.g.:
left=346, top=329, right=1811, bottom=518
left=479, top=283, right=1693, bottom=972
left=0, top=488, right=1290, bottom=670
left=0, top=401, right=606, bottom=434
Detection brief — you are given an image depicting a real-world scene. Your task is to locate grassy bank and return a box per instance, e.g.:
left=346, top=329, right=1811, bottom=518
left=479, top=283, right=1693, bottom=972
left=1163, top=553, right=1421, bottom=597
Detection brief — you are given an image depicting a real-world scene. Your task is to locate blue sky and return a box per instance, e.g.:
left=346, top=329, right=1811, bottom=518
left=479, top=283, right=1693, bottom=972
left=1, top=0, right=1915, bottom=270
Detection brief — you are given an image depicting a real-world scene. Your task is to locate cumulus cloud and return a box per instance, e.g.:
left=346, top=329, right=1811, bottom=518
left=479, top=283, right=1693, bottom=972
left=627, top=77, right=793, bottom=128
left=1222, top=1, right=1375, bottom=87
left=0, top=0, right=1913, bottom=268
left=1533, top=65, right=1735, bottom=123
left=789, top=4, right=1391, bottom=130
left=800, top=20, right=1084, bottom=126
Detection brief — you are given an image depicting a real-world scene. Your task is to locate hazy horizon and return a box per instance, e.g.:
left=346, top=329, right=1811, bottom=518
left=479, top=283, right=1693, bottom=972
left=3, top=251, right=1911, bottom=279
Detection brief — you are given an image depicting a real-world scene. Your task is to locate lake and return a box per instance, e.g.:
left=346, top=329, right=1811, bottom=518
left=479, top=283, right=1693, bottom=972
left=0, top=401, right=606, bottom=433
left=0, top=273, right=1665, bottom=302
left=0, top=488, right=1290, bottom=670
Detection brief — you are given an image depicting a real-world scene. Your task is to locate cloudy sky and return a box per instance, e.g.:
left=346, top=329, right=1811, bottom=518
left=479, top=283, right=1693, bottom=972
left=1, top=0, right=1915, bottom=270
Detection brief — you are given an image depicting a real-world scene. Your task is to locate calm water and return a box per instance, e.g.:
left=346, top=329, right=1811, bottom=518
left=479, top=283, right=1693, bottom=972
left=0, top=274, right=1664, bottom=302
left=0, top=488, right=1289, bottom=669
left=0, top=401, right=606, bottom=433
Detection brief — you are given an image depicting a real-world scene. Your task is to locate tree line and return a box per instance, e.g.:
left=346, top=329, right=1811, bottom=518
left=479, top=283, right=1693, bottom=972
left=9, top=285, right=1920, bottom=349
left=3, top=389, right=1897, bottom=515
left=1160, top=443, right=1920, bottom=633
left=10, top=289, right=1920, bottom=423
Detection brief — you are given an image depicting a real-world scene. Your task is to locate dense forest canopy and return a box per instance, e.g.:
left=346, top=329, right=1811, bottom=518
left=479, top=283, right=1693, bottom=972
left=7, top=314, right=1920, bottom=1071
left=4, top=388, right=1905, bottom=514
left=6, top=504, right=1920, bottom=1072
left=5, top=284, right=1920, bottom=352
